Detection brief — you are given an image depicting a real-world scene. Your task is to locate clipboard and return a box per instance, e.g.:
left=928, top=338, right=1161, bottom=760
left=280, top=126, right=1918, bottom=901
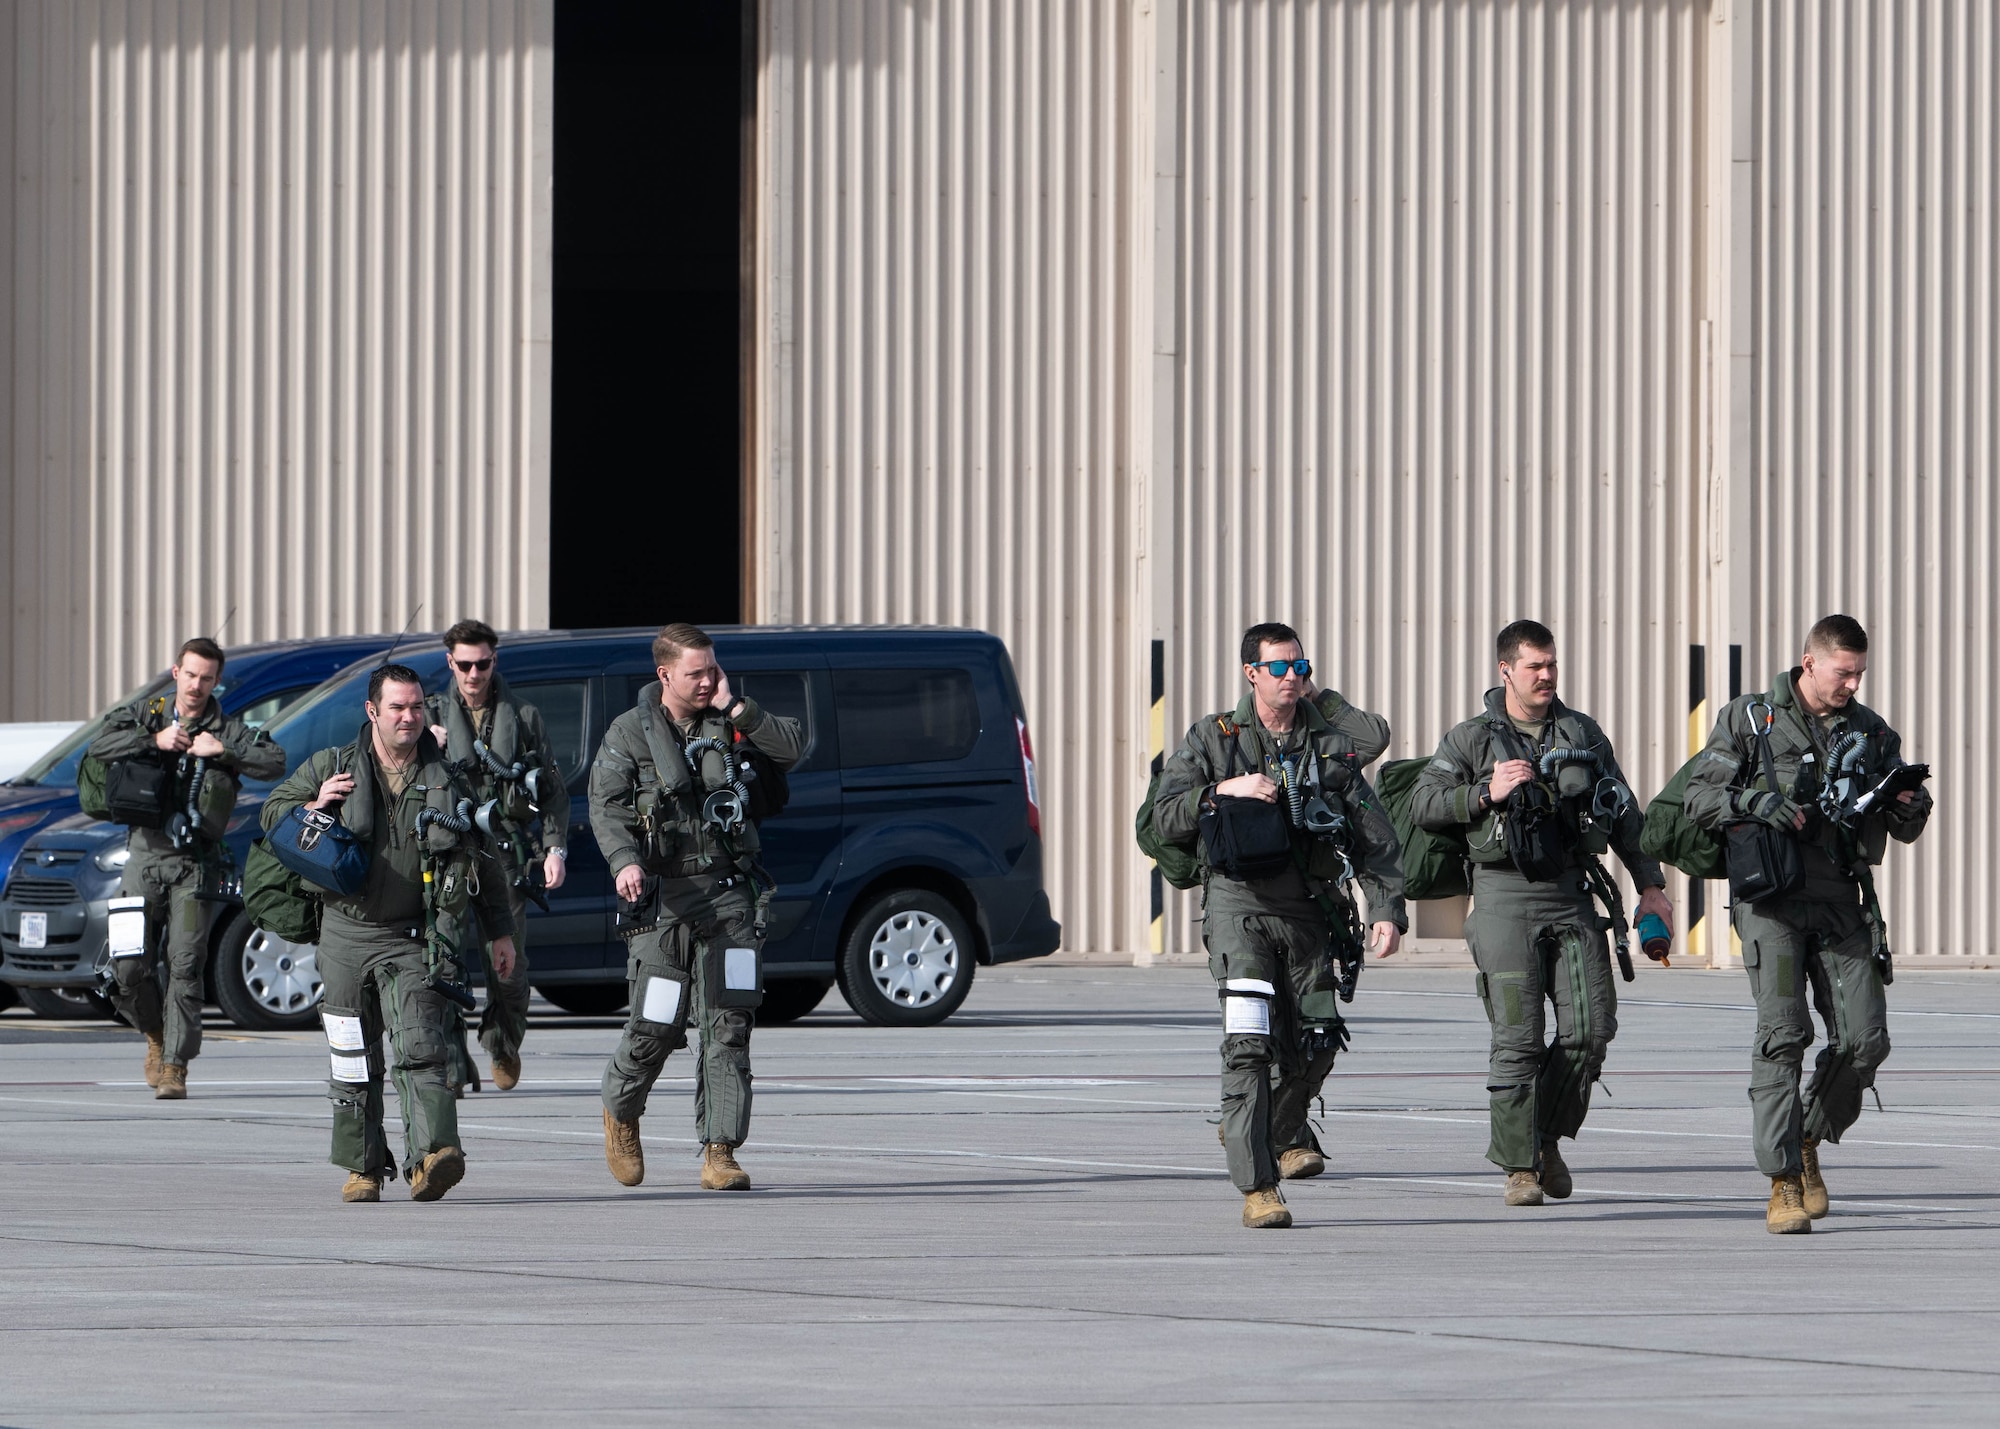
left=1853, top=762, right=1930, bottom=817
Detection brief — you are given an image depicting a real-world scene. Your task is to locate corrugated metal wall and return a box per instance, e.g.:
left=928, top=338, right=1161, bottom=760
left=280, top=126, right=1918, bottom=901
left=1728, top=0, right=1997, bottom=955
left=1163, top=0, right=1704, bottom=951
left=756, top=0, right=1146, bottom=953
left=0, top=0, right=553, bottom=720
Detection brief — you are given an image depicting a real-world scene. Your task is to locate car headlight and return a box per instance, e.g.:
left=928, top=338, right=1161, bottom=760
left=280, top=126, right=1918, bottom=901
left=93, top=843, right=131, bottom=871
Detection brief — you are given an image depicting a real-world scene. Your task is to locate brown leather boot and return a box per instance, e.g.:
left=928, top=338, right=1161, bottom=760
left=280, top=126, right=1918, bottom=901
left=155, top=1064, right=187, bottom=1100
left=1278, top=1147, right=1325, bottom=1180
left=410, top=1146, right=466, bottom=1202
left=341, top=1172, right=382, bottom=1203
left=1540, top=1139, right=1573, bottom=1199
left=701, top=1142, right=752, bottom=1191
left=143, top=1032, right=165, bottom=1089
left=603, top=1109, right=644, bottom=1186
left=1504, top=1169, right=1544, bottom=1206
left=490, top=1049, right=522, bottom=1092
left=1766, top=1174, right=1812, bottom=1234
left=1242, top=1187, right=1292, bottom=1228
left=1799, top=1139, right=1829, bottom=1219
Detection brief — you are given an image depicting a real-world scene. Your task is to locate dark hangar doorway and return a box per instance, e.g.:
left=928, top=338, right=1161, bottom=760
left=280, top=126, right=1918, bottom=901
left=549, top=1, right=750, bottom=629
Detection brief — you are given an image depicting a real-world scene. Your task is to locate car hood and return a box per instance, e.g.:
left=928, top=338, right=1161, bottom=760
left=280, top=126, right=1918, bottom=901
left=27, top=813, right=130, bottom=853
left=0, top=782, right=73, bottom=815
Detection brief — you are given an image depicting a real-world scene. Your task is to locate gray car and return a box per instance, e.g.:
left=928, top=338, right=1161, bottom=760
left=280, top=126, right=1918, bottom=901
left=0, top=815, right=321, bottom=1028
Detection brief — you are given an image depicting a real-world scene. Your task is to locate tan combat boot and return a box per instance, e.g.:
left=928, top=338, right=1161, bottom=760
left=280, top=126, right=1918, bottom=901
left=1504, top=1169, right=1544, bottom=1206
left=1766, top=1174, right=1812, bottom=1234
left=603, top=1109, right=644, bottom=1186
left=341, top=1172, right=382, bottom=1203
left=142, top=1032, right=165, bottom=1089
left=490, top=1049, right=522, bottom=1092
left=1242, top=1187, right=1293, bottom=1228
left=1540, top=1140, right=1574, bottom=1200
left=155, top=1064, right=187, bottom=1100
left=1799, top=1138, right=1830, bottom=1219
left=410, top=1146, right=466, bottom=1202
left=1278, top=1147, right=1325, bottom=1180
left=701, top=1142, right=752, bottom=1191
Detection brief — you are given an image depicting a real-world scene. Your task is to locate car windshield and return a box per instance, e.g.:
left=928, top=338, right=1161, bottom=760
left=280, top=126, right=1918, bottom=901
left=243, top=651, right=451, bottom=793
left=7, top=676, right=171, bottom=787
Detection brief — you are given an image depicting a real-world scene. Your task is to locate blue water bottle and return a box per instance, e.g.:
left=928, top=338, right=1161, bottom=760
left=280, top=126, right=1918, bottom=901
left=1635, top=910, right=1672, bottom=964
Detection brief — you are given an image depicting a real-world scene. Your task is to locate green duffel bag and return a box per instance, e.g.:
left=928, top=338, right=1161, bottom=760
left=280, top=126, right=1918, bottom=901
left=1640, top=754, right=1729, bottom=879
left=1134, top=769, right=1203, bottom=891
left=241, top=837, right=323, bottom=945
left=77, top=754, right=112, bottom=819
left=1377, top=756, right=1471, bottom=900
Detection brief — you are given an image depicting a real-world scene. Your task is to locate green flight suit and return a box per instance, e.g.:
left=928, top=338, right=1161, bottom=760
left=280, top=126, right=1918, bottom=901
left=87, top=693, right=284, bottom=1067
left=1412, top=689, right=1663, bottom=1173
left=1682, top=669, right=1930, bottom=1176
left=425, top=679, right=570, bottom=1084
left=1153, top=692, right=1408, bottom=1194
left=263, top=728, right=514, bottom=1181
left=591, top=687, right=803, bottom=1145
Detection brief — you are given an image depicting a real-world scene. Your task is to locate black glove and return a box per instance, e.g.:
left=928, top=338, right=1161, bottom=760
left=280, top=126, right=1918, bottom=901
left=1736, top=789, right=1803, bottom=831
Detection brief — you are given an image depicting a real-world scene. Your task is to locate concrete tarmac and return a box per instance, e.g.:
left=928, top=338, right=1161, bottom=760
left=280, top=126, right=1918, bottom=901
left=3, top=963, right=1998, bottom=1425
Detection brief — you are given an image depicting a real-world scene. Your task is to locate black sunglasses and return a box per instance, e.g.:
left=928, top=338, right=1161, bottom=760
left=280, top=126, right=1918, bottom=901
left=453, top=657, right=495, bottom=673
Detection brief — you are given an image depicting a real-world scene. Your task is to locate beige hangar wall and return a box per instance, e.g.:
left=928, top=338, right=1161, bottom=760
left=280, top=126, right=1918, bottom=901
left=754, top=0, right=1713, bottom=958
left=0, top=0, right=554, bottom=721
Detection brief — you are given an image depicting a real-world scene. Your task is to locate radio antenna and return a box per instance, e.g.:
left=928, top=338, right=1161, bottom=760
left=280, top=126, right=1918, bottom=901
left=210, top=605, right=237, bottom=645
left=381, top=603, right=423, bottom=664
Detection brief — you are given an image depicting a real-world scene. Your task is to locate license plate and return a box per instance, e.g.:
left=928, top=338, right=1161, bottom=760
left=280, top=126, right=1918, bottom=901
left=19, top=912, right=47, bottom=949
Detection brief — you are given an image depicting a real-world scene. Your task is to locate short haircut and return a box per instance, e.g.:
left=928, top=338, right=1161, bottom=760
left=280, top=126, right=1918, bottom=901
left=653, top=622, right=714, bottom=669
left=1497, top=620, right=1556, bottom=664
left=442, top=618, right=499, bottom=652
left=368, top=663, right=425, bottom=706
left=1807, top=613, right=1868, bottom=655
left=1240, top=622, right=1302, bottom=666
left=176, top=636, right=226, bottom=674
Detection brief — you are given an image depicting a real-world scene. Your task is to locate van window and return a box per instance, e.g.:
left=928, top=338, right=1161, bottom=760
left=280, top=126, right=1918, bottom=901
left=234, top=686, right=315, bottom=730
left=512, top=681, right=589, bottom=784
left=833, top=668, right=980, bottom=768
left=250, top=653, right=449, bottom=791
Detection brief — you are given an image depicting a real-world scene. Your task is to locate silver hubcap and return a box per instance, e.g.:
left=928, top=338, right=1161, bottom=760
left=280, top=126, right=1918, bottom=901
left=242, top=928, right=323, bottom=1015
left=866, top=910, right=959, bottom=1008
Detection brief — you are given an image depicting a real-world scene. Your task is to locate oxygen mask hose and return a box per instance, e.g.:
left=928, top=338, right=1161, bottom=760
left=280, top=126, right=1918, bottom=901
left=1280, top=756, right=1306, bottom=829
left=414, top=800, right=476, bottom=841
left=684, top=737, right=751, bottom=834
left=473, top=737, right=527, bottom=782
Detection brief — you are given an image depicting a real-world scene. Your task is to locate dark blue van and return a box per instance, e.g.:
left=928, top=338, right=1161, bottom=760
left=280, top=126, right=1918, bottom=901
left=0, top=635, right=409, bottom=1018
left=210, top=625, right=1059, bottom=1028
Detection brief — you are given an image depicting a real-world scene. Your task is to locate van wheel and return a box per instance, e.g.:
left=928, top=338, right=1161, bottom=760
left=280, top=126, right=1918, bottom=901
left=837, top=891, right=976, bottom=1027
left=214, top=917, right=325, bottom=1030
left=18, top=985, right=115, bottom=1020
left=757, top=978, right=833, bottom=1024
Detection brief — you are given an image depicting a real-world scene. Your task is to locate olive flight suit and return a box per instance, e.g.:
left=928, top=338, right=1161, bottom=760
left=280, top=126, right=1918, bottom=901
left=1153, top=691, right=1408, bottom=1194
left=591, top=688, right=803, bottom=1147
left=425, top=678, right=570, bottom=1084
left=1411, top=689, right=1663, bottom=1173
left=263, top=728, right=514, bottom=1182
left=88, top=694, right=284, bottom=1067
left=1682, top=669, right=1930, bottom=1177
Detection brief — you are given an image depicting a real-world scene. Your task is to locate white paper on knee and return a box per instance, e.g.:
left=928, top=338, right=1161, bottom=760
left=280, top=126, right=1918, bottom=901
left=329, top=1052, right=371, bottom=1083
left=322, top=1012, right=366, bottom=1051
left=107, top=898, right=147, bottom=958
left=724, top=947, right=758, bottom=991
left=1224, top=996, right=1271, bottom=1036
left=641, top=975, right=683, bottom=1024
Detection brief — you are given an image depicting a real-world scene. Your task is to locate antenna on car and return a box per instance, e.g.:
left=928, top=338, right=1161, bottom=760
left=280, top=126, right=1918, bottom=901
left=210, top=606, right=237, bottom=645
left=380, top=604, right=424, bottom=665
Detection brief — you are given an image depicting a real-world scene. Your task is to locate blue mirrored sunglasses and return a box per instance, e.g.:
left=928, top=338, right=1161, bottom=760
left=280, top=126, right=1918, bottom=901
left=1251, top=658, right=1312, bottom=679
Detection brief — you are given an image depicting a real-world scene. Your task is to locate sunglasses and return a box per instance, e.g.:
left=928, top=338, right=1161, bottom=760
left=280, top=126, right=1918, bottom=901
left=1249, top=657, right=1312, bottom=680
left=453, top=657, right=495, bottom=673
